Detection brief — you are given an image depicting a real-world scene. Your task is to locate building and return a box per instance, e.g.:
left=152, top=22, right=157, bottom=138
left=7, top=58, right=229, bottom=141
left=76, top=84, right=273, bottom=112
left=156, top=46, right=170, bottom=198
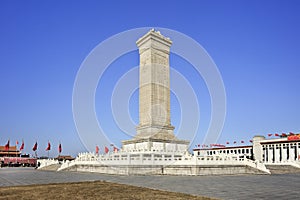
left=0, top=146, right=37, bottom=167
left=0, top=146, right=20, bottom=157
left=194, top=145, right=253, bottom=160
left=193, top=134, right=300, bottom=164
left=56, top=155, right=75, bottom=161
left=259, top=135, right=300, bottom=163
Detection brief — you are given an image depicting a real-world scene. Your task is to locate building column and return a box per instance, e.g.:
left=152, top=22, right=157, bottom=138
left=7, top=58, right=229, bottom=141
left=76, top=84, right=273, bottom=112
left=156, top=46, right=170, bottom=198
left=268, top=146, right=273, bottom=163
left=297, top=142, right=300, bottom=161
left=289, top=144, right=295, bottom=161
left=279, top=145, right=282, bottom=162
left=274, top=146, right=280, bottom=163
left=266, top=146, right=269, bottom=163
left=282, top=146, right=287, bottom=162
left=287, top=145, right=290, bottom=161
left=294, top=144, right=297, bottom=161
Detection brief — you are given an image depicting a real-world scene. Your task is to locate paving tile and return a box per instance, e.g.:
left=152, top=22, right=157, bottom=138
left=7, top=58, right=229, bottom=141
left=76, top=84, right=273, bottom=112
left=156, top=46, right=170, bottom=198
left=1, top=167, right=300, bottom=199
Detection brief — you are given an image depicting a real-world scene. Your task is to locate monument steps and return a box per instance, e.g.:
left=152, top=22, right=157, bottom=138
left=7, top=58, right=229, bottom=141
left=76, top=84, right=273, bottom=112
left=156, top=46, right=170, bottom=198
left=266, top=164, right=300, bottom=174
left=38, top=163, right=61, bottom=171
left=58, top=162, right=270, bottom=176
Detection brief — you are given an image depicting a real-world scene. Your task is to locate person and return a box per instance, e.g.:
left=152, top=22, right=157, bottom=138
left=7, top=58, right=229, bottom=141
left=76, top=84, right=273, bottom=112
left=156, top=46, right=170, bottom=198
left=35, top=161, right=41, bottom=169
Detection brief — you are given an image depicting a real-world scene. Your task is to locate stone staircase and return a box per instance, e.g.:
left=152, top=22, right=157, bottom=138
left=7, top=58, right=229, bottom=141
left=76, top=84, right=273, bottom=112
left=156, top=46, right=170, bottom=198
left=38, top=164, right=61, bottom=171
left=266, top=164, right=300, bottom=174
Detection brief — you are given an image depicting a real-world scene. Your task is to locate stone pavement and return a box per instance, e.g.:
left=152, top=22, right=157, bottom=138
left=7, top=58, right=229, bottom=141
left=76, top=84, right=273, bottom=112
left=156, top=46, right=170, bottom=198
left=0, top=168, right=299, bottom=199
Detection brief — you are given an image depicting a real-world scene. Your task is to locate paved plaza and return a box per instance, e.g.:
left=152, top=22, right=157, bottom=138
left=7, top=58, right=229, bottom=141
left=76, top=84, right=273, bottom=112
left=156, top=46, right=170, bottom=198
left=0, top=168, right=299, bottom=199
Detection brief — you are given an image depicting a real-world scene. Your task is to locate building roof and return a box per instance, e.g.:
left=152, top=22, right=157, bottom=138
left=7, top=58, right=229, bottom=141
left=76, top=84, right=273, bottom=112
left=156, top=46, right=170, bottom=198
left=260, top=139, right=300, bottom=145
left=193, top=145, right=252, bottom=151
left=0, top=146, right=18, bottom=152
left=0, top=151, right=20, bottom=155
left=193, top=136, right=300, bottom=151
left=56, top=155, right=74, bottom=160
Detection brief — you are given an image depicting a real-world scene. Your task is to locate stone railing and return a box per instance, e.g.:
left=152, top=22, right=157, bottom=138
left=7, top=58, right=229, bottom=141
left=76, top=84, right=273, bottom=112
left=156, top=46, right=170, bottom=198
left=243, top=159, right=270, bottom=174
left=37, top=159, right=59, bottom=169
left=58, top=151, right=187, bottom=171
left=57, top=152, right=270, bottom=174
left=194, top=155, right=269, bottom=172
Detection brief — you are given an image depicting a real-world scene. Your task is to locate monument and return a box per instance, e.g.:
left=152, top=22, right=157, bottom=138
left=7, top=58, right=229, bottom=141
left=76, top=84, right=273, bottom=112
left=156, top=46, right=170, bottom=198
left=122, top=29, right=189, bottom=152
left=43, top=29, right=273, bottom=176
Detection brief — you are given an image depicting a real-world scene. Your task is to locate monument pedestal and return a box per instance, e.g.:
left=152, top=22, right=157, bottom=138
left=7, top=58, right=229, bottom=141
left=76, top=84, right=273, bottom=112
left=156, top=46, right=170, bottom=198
left=122, top=137, right=189, bottom=153
left=136, top=124, right=175, bottom=140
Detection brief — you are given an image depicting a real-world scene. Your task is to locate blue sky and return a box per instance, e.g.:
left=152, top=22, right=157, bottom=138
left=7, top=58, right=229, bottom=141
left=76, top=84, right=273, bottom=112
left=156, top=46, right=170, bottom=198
left=0, top=0, right=299, bottom=157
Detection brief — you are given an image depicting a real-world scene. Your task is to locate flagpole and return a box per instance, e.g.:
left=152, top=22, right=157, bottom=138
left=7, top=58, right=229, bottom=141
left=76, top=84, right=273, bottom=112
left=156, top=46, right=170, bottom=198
left=47, top=140, right=50, bottom=159
left=16, top=140, right=18, bottom=157
left=58, top=141, right=62, bottom=159
left=7, top=139, right=10, bottom=157
left=20, top=139, right=24, bottom=157
left=33, top=141, right=38, bottom=159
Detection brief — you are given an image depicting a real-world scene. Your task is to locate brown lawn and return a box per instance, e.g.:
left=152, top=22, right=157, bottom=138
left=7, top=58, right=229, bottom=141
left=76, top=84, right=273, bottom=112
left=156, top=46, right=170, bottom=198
left=0, top=181, right=215, bottom=200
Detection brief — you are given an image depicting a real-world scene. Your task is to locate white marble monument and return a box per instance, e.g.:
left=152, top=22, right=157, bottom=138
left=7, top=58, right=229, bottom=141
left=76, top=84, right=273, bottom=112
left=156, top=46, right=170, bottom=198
left=41, top=29, right=277, bottom=176
left=122, top=29, right=189, bottom=152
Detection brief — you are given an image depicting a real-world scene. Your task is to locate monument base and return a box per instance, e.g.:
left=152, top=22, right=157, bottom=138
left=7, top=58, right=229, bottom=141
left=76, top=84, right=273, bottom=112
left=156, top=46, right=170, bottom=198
left=135, top=124, right=176, bottom=140
left=122, top=137, right=189, bottom=153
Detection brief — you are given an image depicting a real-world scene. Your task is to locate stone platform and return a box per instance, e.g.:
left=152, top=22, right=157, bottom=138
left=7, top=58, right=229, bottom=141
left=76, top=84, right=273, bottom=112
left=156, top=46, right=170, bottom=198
left=56, top=152, right=271, bottom=175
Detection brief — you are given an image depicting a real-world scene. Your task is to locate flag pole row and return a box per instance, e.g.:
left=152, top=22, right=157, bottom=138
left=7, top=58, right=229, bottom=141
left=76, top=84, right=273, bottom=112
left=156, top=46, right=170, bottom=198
left=267, top=132, right=297, bottom=137
left=2, top=139, right=62, bottom=154
left=95, top=144, right=119, bottom=154
left=195, top=132, right=299, bottom=149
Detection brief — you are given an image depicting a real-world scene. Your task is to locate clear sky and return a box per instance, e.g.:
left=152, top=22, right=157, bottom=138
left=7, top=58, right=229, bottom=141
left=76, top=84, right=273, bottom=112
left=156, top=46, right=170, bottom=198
left=0, top=0, right=299, bottom=157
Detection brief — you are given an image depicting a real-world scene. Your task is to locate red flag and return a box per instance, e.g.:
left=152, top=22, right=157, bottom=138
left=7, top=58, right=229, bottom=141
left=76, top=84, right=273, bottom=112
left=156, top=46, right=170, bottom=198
left=274, top=133, right=279, bottom=137
left=226, top=142, right=229, bottom=144
left=5, top=140, right=10, bottom=151
left=113, top=147, right=119, bottom=153
left=16, top=140, right=19, bottom=145
left=289, top=132, right=294, bottom=135
left=249, top=140, right=253, bottom=143
left=46, top=141, right=51, bottom=151
left=268, top=134, right=272, bottom=137
left=96, top=145, right=99, bottom=154
left=104, top=146, right=109, bottom=154
left=241, top=140, right=244, bottom=143
left=58, top=143, right=62, bottom=153
left=20, top=140, right=25, bottom=151
left=233, top=141, right=237, bottom=144
left=282, top=133, right=287, bottom=137
left=32, top=142, right=38, bottom=151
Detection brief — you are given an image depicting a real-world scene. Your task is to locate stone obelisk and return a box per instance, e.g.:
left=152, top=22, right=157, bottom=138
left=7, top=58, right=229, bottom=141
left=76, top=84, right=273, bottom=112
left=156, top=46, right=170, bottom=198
left=135, top=29, right=176, bottom=140
left=122, top=29, right=188, bottom=151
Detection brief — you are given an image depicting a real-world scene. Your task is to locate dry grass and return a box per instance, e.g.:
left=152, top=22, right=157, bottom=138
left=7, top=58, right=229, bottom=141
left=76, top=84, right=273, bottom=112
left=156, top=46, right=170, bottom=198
left=0, top=181, right=214, bottom=200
